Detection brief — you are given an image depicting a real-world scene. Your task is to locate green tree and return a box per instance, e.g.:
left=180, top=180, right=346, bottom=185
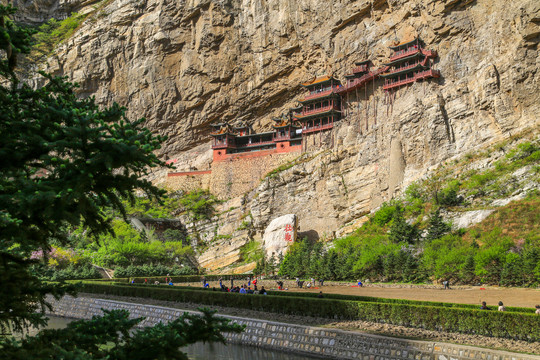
left=389, top=206, right=419, bottom=244
left=0, top=5, right=242, bottom=354
left=266, top=253, right=277, bottom=275
left=425, top=207, right=451, bottom=242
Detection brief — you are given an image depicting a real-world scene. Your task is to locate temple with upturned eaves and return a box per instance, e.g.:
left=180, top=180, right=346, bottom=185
left=207, top=37, right=440, bottom=163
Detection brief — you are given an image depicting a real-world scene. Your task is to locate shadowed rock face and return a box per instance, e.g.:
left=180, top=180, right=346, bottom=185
left=15, top=0, right=540, bottom=270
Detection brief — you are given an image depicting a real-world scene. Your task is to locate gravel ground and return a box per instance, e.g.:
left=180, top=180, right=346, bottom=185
left=82, top=293, right=540, bottom=355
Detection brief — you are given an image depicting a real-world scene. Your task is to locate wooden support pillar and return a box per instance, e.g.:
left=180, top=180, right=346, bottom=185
left=373, top=77, right=376, bottom=126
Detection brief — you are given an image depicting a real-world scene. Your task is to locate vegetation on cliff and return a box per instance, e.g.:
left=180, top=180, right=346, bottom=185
left=29, top=12, right=87, bottom=63
left=278, top=138, right=540, bottom=286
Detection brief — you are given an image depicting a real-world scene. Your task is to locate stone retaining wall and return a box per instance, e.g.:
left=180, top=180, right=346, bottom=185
left=47, top=296, right=539, bottom=360
left=209, top=151, right=299, bottom=199
left=164, top=171, right=212, bottom=192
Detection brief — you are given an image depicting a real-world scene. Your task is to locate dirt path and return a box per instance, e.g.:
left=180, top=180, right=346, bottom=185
left=286, top=285, right=540, bottom=309
left=179, top=281, right=540, bottom=309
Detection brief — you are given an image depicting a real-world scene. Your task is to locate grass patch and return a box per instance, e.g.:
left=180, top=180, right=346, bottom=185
left=29, top=12, right=88, bottom=63
left=239, top=241, right=264, bottom=264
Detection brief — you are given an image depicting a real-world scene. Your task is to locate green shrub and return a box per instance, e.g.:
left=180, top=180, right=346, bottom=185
left=425, top=208, right=451, bottom=241
left=122, top=195, right=183, bottom=219
left=239, top=241, right=264, bottom=264
left=31, top=263, right=101, bottom=281
left=389, top=206, right=419, bottom=244
left=31, top=13, right=87, bottom=62
left=179, top=189, right=219, bottom=221
left=79, top=282, right=540, bottom=341
left=436, top=180, right=463, bottom=206
left=371, top=201, right=399, bottom=226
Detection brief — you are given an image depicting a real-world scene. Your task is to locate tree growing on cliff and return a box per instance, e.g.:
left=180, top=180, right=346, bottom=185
left=389, top=206, right=419, bottom=244
left=0, top=4, right=242, bottom=356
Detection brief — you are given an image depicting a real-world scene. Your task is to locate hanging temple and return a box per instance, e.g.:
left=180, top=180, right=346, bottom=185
left=210, top=38, right=439, bottom=162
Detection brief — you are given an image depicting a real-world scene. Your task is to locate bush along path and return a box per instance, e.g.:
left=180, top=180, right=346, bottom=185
left=78, top=282, right=540, bottom=342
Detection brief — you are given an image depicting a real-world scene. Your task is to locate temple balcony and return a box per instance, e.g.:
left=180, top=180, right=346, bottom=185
left=273, top=134, right=291, bottom=142
left=352, top=64, right=369, bottom=73
left=336, top=71, right=378, bottom=94
left=301, top=104, right=340, bottom=117
left=382, top=69, right=440, bottom=90
left=415, top=68, right=440, bottom=80
left=212, top=143, right=231, bottom=149
left=389, top=47, right=420, bottom=62
left=383, top=76, right=416, bottom=90
left=299, top=86, right=341, bottom=102
left=386, top=62, right=424, bottom=76
left=391, top=62, right=419, bottom=74
left=237, top=140, right=275, bottom=148
left=302, top=123, right=334, bottom=134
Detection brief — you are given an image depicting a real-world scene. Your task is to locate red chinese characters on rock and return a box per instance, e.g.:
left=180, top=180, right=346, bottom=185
left=284, top=224, right=293, bottom=242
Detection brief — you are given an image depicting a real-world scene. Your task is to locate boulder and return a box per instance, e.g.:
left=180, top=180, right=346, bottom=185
left=262, top=214, right=297, bottom=258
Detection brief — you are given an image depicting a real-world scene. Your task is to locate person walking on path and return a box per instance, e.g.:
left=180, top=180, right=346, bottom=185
left=498, top=301, right=506, bottom=311
left=442, top=280, right=450, bottom=290
left=535, top=305, right=540, bottom=314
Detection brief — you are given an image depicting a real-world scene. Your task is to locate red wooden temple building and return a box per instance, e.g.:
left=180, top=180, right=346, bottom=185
left=207, top=38, right=440, bottom=163
left=336, top=60, right=388, bottom=96
left=210, top=115, right=302, bottom=161
left=381, top=38, right=439, bottom=91
left=294, top=75, right=342, bottom=135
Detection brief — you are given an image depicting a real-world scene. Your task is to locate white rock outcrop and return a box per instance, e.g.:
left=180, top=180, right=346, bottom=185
left=262, top=214, right=297, bottom=258
left=451, top=210, right=495, bottom=230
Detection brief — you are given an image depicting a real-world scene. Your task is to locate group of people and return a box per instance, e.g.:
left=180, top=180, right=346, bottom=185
left=480, top=301, right=540, bottom=313
left=214, top=284, right=267, bottom=295
left=295, top=277, right=324, bottom=288
left=200, top=276, right=267, bottom=294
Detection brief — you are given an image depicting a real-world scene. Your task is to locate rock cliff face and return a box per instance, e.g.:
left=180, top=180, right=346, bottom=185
left=6, top=0, right=99, bottom=23
left=23, top=0, right=539, bottom=157
left=16, top=0, right=540, bottom=270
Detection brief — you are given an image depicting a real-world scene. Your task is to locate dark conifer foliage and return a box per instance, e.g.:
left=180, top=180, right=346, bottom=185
left=0, top=6, right=242, bottom=355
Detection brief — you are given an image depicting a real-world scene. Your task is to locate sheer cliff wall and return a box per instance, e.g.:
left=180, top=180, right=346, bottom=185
left=14, top=0, right=540, bottom=269
left=22, top=0, right=539, bottom=161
